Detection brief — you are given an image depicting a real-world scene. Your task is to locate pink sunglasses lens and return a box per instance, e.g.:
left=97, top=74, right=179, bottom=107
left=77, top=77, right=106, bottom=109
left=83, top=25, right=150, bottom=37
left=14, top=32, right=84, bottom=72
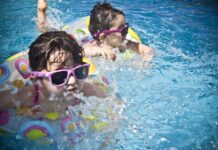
left=51, top=71, right=68, bottom=85
left=74, top=66, right=89, bottom=79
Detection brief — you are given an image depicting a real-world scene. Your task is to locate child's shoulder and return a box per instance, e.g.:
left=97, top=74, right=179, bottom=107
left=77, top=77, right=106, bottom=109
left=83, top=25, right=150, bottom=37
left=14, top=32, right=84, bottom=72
left=83, top=82, right=107, bottom=98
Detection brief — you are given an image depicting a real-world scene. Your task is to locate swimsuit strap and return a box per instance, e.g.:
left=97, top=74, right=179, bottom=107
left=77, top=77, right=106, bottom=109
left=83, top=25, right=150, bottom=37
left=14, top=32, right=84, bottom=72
left=31, top=84, right=42, bottom=117
left=33, top=84, right=40, bottom=106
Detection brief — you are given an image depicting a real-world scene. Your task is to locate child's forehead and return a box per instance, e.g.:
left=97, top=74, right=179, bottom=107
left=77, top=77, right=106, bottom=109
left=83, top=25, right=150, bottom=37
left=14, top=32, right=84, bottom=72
left=111, top=14, right=125, bottom=27
left=47, top=50, right=74, bottom=69
left=49, top=50, right=69, bottom=61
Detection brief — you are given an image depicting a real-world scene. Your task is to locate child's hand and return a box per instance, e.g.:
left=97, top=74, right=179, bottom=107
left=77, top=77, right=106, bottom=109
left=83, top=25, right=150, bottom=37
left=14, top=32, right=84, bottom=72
left=126, top=40, right=154, bottom=61
left=138, top=44, right=154, bottom=62
left=97, top=46, right=116, bottom=61
left=38, top=0, right=47, bottom=10
left=37, top=0, right=47, bottom=33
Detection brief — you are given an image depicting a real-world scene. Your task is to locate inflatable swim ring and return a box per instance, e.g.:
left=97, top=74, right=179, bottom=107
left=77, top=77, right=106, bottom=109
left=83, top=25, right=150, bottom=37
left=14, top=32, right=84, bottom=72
left=18, top=120, right=54, bottom=141
left=0, top=108, right=102, bottom=145
left=61, top=111, right=88, bottom=144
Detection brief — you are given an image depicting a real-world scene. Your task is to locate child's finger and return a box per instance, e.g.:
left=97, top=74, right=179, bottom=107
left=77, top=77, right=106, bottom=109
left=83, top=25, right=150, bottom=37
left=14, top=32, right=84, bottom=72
left=106, top=48, right=116, bottom=61
left=109, top=51, right=116, bottom=61
left=101, top=51, right=107, bottom=59
left=106, top=50, right=116, bottom=61
left=101, top=49, right=111, bottom=60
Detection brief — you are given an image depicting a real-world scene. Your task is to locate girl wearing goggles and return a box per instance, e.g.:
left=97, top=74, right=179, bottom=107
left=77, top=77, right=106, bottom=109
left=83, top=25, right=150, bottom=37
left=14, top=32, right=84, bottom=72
left=0, top=31, right=106, bottom=113
left=86, top=2, right=154, bottom=61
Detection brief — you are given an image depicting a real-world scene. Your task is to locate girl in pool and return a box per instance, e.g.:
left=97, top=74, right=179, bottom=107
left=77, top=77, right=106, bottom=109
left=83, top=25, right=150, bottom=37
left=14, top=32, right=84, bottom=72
left=37, top=0, right=154, bottom=61
left=0, top=31, right=106, bottom=116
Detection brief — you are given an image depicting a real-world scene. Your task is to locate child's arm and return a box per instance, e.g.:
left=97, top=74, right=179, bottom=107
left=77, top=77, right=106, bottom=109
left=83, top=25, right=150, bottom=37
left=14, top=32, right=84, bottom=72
left=126, top=40, right=154, bottom=61
left=0, top=89, right=16, bottom=110
left=83, top=44, right=116, bottom=61
left=0, top=87, right=33, bottom=111
left=37, top=0, right=47, bottom=33
left=83, top=82, right=107, bottom=98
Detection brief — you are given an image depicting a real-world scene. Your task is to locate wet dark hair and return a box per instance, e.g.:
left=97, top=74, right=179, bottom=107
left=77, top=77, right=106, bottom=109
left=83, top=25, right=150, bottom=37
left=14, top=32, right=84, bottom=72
left=29, top=31, right=83, bottom=71
left=89, top=2, right=124, bottom=43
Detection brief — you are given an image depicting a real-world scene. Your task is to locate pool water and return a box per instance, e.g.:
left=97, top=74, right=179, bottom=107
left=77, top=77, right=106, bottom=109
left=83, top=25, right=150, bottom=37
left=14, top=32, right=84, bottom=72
left=0, top=0, right=218, bottom=149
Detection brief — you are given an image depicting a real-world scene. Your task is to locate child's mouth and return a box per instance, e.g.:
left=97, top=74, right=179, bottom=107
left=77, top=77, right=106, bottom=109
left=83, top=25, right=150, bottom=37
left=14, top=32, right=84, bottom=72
left=67, top=87, right=77, bottom=93
left=63, top=88, right=78, bottom=98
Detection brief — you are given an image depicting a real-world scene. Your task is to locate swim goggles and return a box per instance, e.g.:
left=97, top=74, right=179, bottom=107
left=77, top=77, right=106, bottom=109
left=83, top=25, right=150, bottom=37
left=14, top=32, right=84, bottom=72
left=30, top=63, right=90, bottom=86
left=94, top=23, right=129, bottom=38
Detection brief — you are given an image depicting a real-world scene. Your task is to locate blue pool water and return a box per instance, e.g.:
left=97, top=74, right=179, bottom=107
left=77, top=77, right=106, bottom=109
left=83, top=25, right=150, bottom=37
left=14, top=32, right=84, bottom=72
left=0, top=0, right=218, bottom=149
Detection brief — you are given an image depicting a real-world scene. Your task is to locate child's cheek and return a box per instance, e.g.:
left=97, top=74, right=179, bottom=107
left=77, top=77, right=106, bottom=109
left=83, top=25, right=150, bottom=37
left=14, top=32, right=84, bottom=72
left=77, top=80, right=85, bottom=91
left=43, top=79, right=63, bottom=94
left=106, top=34, right=123, bottom=47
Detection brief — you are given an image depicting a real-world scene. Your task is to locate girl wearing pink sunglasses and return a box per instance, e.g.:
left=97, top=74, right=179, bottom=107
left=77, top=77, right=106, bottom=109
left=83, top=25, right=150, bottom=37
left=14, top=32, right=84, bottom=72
left=37, top=0, right=154, bottom=61
left=0, top=31, right=106, bottom=114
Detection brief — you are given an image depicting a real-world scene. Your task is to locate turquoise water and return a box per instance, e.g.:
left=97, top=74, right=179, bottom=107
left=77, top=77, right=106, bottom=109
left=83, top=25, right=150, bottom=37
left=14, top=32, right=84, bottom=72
left=0, top=0, right=218, bottom=149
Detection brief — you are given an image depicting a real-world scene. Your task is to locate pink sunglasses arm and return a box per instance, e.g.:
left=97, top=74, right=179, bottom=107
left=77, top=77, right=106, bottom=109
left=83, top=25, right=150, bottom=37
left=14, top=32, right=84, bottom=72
left=30, top=71, right=48, bottom=78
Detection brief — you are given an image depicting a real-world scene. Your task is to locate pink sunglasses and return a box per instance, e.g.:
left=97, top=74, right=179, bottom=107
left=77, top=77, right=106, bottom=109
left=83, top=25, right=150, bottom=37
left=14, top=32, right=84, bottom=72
left=93, top=23, right=129, bottom=38
left=30, top=63, right=90, bottom=86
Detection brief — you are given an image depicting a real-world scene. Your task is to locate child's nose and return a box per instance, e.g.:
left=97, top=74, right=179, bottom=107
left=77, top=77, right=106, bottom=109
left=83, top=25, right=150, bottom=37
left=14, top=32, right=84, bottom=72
left=67, top=74, right=76, bottom=85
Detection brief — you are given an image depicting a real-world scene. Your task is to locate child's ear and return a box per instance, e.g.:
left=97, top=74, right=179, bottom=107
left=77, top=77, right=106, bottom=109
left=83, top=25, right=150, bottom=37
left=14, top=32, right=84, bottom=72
left=98, top=33, right=106, bottom=43
left=29, top=77, right=35, bottom=84
left=29, top=77, right=43, bottom=87
left=29, top=76, right=39, bottom=83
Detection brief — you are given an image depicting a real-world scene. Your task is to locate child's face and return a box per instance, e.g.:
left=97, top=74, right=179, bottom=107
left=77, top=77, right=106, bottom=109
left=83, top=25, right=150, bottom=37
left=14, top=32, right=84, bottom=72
left=39, top=50, right=85, bottom=95
left=104, top=14, right=127, bottom=48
